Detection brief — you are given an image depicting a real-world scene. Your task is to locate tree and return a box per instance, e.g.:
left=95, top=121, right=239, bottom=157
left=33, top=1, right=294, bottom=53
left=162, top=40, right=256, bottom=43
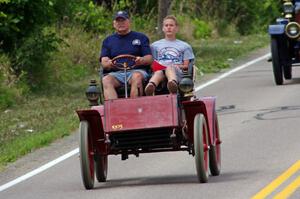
left=157, top=0, right=172, bottom=36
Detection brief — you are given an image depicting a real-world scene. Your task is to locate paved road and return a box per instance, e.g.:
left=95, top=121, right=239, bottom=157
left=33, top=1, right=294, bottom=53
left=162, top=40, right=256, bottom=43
left=1, top=48, right=300, bottom=199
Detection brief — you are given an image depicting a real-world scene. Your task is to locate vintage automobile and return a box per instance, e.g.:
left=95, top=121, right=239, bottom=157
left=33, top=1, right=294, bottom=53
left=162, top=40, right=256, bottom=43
left=76, top=55, right=221, bottom=189
left=269, top=0, right=300, bottom=85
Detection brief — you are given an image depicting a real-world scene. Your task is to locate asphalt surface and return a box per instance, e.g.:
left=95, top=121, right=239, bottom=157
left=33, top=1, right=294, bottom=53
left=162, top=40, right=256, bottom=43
left=1, top=47, right=300, bottom=199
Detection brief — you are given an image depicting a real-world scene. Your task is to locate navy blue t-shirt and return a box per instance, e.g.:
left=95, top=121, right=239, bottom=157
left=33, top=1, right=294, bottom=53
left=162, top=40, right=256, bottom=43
left=100, top=31, right=151, bottom=72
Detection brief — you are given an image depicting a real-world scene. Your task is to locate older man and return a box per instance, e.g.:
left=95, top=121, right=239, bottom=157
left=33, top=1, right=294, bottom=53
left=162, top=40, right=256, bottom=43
left=100, top=11, right=153, bottom=100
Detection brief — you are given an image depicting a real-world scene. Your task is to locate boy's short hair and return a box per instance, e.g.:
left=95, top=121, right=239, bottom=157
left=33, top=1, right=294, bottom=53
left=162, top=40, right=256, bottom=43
left=163, top=15, right=178, bottom=26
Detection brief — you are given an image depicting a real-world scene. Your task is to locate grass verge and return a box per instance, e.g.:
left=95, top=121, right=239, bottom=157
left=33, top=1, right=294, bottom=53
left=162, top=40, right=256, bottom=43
left=0, top=34, right=270, bottom=170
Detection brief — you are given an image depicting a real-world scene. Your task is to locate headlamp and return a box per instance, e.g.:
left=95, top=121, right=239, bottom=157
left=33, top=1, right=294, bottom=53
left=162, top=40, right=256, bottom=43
left=85, top=79, right=100, bottom=106
left=179, top=71, right=194, bottom=93
left=285, top=22, right=300, bottom=38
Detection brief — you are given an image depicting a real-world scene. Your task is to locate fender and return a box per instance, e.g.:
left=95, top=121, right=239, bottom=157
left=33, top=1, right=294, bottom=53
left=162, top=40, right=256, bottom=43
left=268, top=24, right=286, bottom=35
left=182, top=97, right=217, bottom=146
left=76, top=105, right=107, bottom=155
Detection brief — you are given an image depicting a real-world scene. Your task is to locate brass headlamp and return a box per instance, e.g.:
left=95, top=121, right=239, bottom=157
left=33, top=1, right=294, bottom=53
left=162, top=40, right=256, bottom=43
left=285, top=22, right=300, bottom=38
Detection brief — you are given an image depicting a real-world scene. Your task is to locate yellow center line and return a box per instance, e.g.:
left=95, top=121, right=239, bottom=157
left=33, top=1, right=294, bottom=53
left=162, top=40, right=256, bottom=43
left=252, top=160, right=300, bottom=199
left=273, top=175, right=300, bottom=199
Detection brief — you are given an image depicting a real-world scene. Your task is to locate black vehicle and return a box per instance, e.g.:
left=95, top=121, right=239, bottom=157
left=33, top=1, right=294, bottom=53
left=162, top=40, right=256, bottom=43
left=269, top=0, right=300, bottom=85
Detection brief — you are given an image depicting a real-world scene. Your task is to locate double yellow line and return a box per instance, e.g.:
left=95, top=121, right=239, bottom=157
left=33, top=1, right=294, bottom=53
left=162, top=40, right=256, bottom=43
left=252, top=160, right=300, bottom=199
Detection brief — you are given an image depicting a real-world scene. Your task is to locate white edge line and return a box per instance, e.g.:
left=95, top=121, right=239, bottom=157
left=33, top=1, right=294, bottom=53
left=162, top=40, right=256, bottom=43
left=195, top=53, right=271, bottom=92
left=0, top=52, right=271, bottom=192
left=0, top=148, right=79, bottom=192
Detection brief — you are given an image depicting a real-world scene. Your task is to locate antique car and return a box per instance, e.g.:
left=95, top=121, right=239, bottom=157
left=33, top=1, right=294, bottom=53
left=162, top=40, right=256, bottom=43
left=76, top=55, right=221, bottom=189
left=269, top=0, right=300, bottom=85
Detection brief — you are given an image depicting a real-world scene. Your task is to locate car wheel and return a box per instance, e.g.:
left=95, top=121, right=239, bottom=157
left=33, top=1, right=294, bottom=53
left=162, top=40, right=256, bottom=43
left=95, top=155, right=108, bottom=182
left=271, top=37, right=283, bottom=85
left=209, top=114, right=221, bottom=176
left=283, top=65, right=292, bottom=80
left=194, top=113, right=209, bottom=183
left=79, top=121, right=94, bottom=189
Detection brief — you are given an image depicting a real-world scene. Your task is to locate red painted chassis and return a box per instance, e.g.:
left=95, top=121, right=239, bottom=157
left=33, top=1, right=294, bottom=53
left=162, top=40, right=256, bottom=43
left=76, top=93, right=221, bottom=189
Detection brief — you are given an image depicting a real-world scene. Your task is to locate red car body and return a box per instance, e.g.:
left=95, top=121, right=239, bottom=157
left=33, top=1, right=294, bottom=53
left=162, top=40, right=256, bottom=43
left=76, top=93, right=221, bottom=189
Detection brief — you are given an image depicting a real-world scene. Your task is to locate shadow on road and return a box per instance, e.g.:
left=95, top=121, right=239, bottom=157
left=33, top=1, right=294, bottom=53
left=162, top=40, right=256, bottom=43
left=92, top=170, right=258, bottom=190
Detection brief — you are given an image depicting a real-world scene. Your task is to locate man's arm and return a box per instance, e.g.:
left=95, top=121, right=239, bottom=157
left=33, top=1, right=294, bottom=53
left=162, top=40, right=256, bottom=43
left=101, top=56, right=113, bottom=70
left=135, top=54, right=153, bottom=66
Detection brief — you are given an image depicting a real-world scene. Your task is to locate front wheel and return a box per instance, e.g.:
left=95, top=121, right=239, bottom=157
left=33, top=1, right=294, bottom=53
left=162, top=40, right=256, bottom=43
left=95, top=155, right=108, bottom=182
left=193, top=113, right=209, bottom=183
left=79, top=121, right=95, bottom=189
left=271, top=37, right=283, bottom=85
left=283, top=65, right=292, bottom=80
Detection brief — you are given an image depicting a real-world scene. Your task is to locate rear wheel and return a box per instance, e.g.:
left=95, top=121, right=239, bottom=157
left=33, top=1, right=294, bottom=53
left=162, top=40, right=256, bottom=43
left=209, top=114, right=221, bottom=176
left=79, top=121, right=94, bottom=189
left=194, top=113, right=209, bottom=183
left=95, top=155, right=108, bottom=182
left=271, top=37, right=283, bottom=85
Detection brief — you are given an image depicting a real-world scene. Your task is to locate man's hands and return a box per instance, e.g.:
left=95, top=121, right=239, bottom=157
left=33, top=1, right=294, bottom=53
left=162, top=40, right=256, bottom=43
left=135, top=56, right=144, bottom=66
left=101, top=57, right=113, bottom=70
left=135, top=55, right=153, bottom=66
left=101, top=54, right=153, bottom=70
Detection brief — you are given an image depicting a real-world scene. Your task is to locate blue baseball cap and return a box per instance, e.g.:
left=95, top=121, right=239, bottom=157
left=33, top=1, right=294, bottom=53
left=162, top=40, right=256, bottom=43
left=113, top=11, right=129, bottom=20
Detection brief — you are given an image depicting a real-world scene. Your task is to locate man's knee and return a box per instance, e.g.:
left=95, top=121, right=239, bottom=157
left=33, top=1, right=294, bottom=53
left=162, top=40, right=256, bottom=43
left=102, top=75, right=117, bottom=88
left=131, top=72, right=144, bottom=81
left=131, top=72, right=145, bottom=86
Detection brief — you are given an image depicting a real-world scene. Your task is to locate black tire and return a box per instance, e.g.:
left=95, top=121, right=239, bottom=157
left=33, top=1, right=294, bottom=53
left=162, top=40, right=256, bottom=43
left=95, top=155, right=108, bottom=182
left=79, top=121, right=94, bottom=190
left=283, top=65, right=292, bottom=80
left=271, top=37, right=283, bottom=85
left=209, top=114, right=221, bottom=176
left=194, top=113, right=209, bottom=183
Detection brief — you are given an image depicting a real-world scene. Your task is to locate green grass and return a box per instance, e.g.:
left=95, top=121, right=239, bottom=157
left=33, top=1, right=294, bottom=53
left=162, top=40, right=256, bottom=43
left=0, top=33, right=269, bottom=169
left=193, top=34, right=269, bottom=73
left=0, top=77, right=94, bottom=170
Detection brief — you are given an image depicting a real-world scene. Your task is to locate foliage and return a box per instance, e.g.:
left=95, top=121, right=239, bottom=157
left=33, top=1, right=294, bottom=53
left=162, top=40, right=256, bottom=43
left=193, top=19, right=211, bottom=39
left=49, top=26, right=99, bottom=84
left=216, top=0, right=281, bottom=35
left=13, top=27, right=62, bottom=91
left=0, top=61, right=28, bottom=111
left=73, top=1, right=113, bottom=33
left=0, top=0, right=56, bottom=52
left=171, top=0, right=281, bottom=35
